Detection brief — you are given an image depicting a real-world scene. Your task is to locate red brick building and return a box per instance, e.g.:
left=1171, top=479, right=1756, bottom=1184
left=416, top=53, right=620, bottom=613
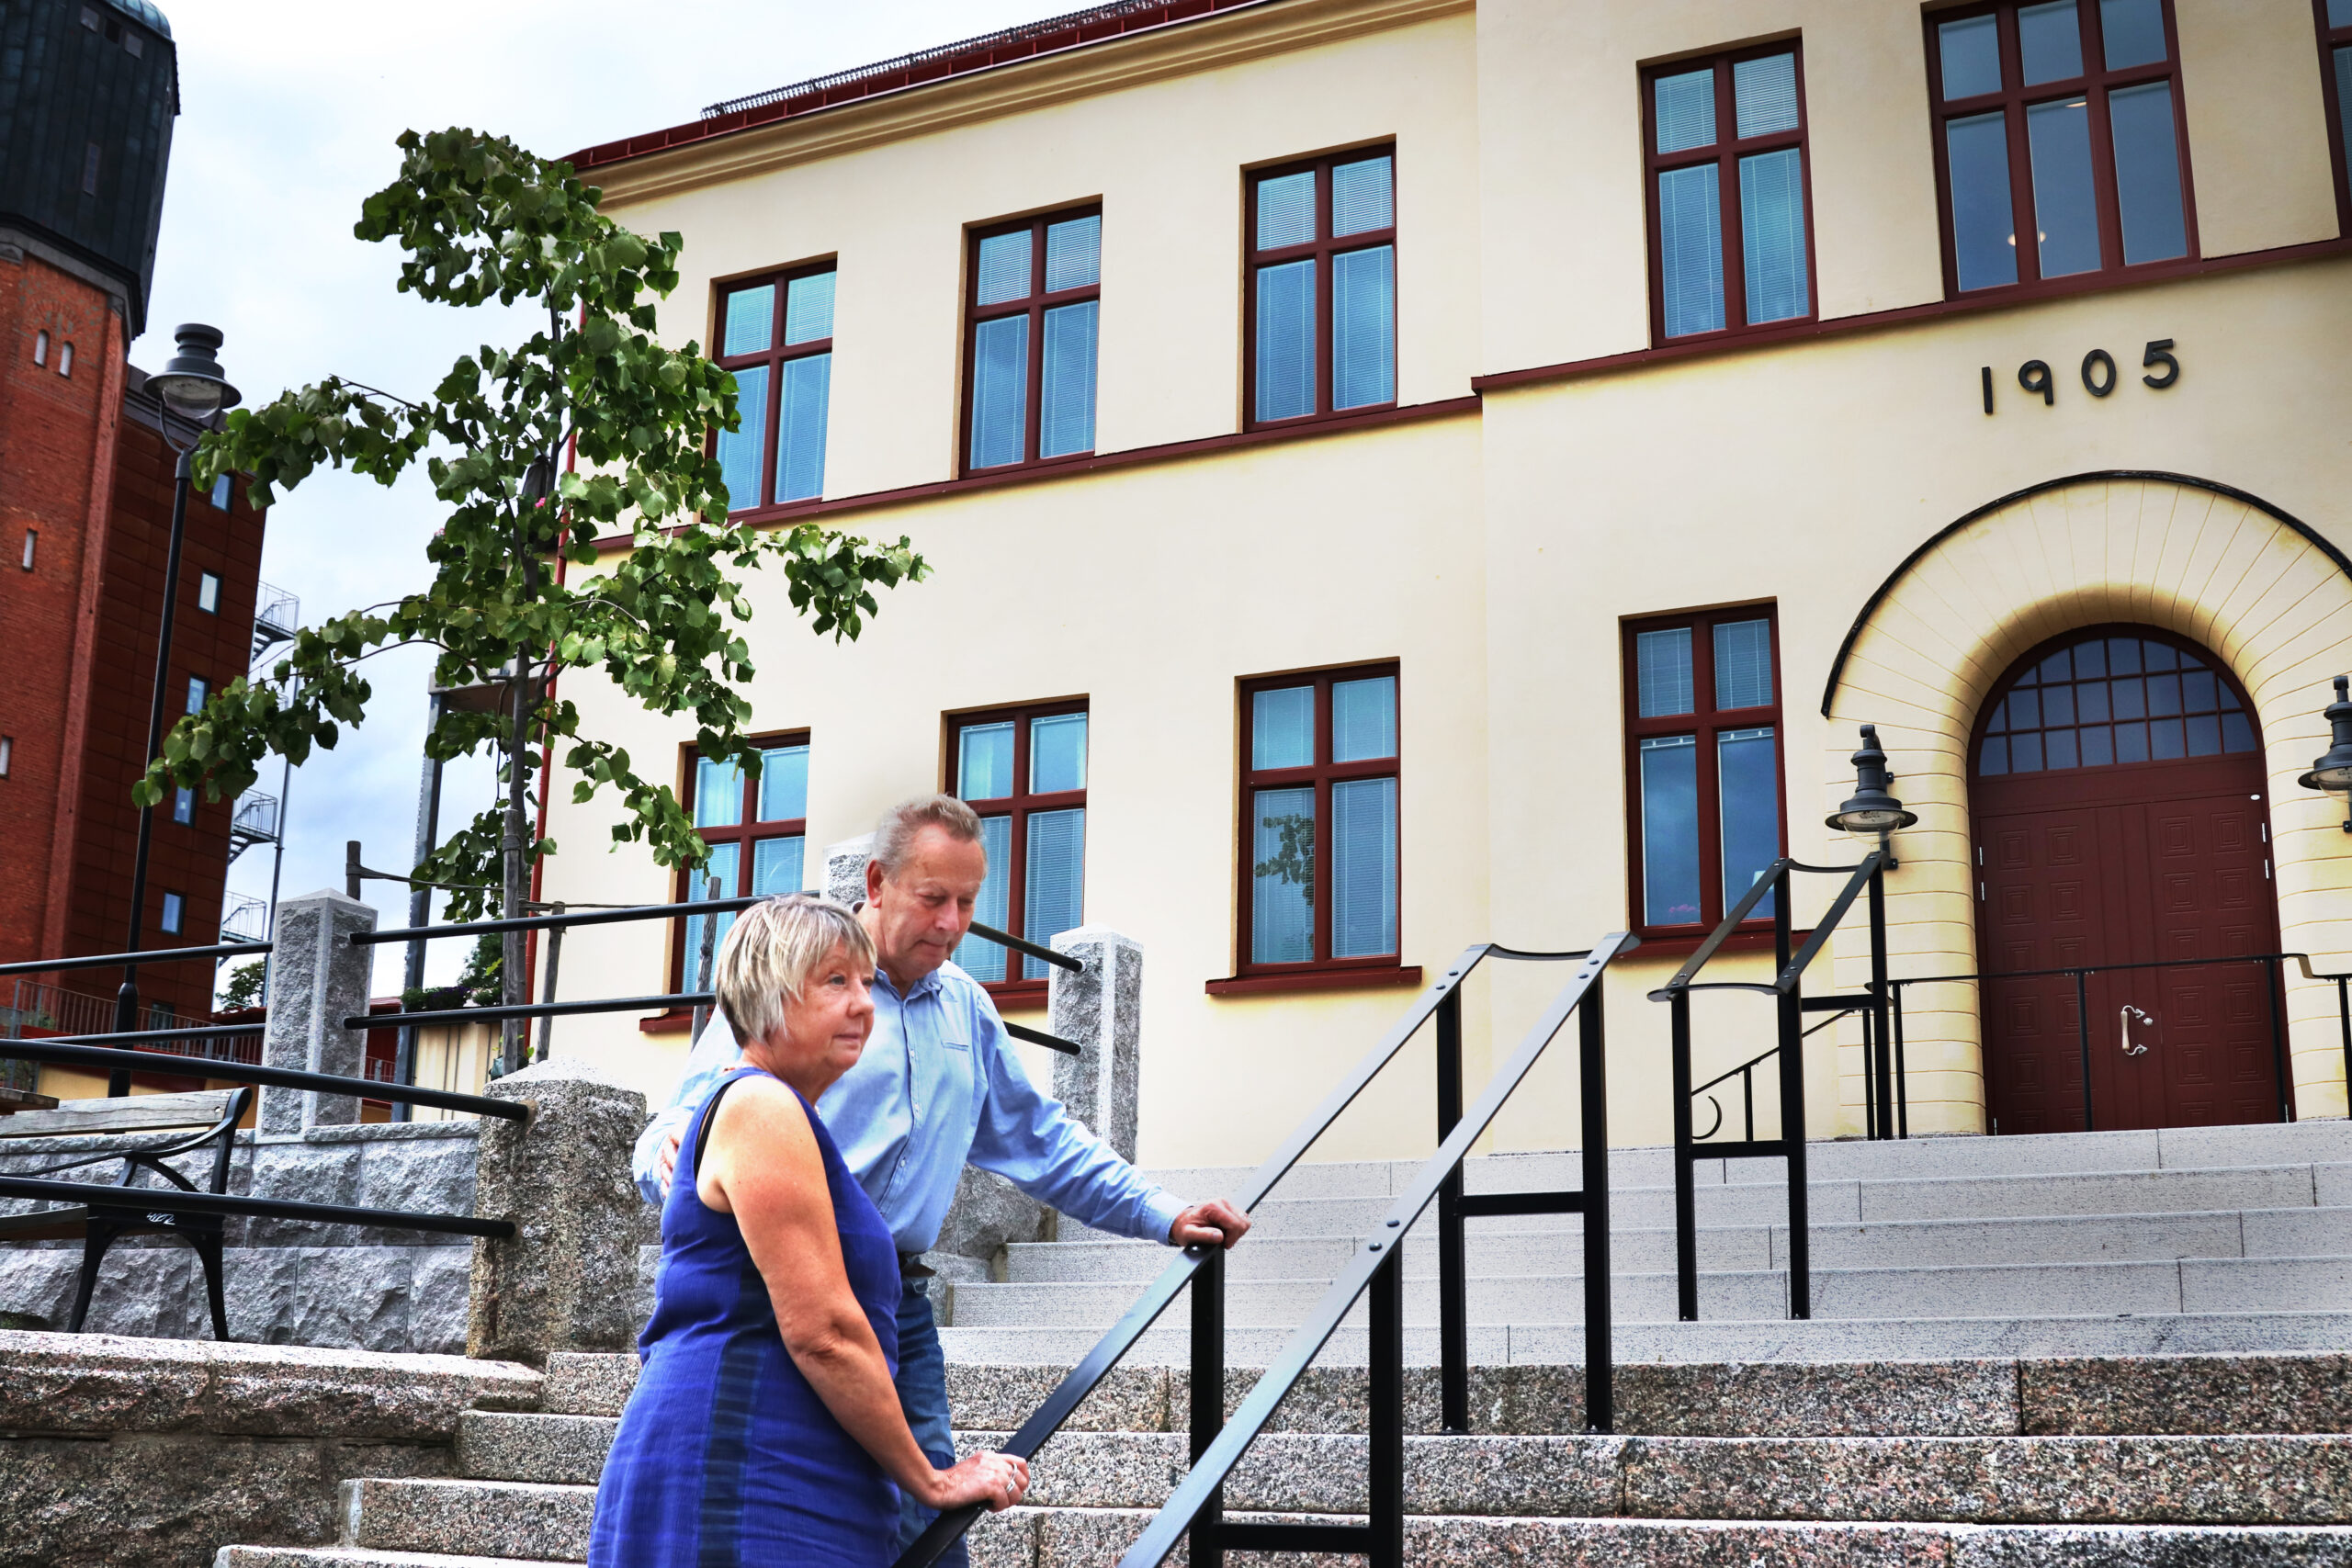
left=0, top=0, right=267, bottom=1038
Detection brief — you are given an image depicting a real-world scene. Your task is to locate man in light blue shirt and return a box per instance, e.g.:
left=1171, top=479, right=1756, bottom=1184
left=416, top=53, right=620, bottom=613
left=635, top=795, right=1250, bottom=1567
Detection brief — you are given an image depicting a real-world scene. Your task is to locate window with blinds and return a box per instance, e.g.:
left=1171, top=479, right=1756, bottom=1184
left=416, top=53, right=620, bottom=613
left=1624, top=608, right=1784, bottom=935
left=714, top=264, right=836, bottom=512
left=1926, top=0, right=2194, bottom=296
left=1238, top=665, right=1401, bottom=974
left=1643, top=44, right=1815, bottom=343
left=1246, top=148, right=1396, bottom=428
left=675, top=737, right=812, bottom=990
left=2318, top=0, right=2352, bottom=230
left=965, top=208, right=1102, bottom=475
left=948, top=703, right=1089, bottom=989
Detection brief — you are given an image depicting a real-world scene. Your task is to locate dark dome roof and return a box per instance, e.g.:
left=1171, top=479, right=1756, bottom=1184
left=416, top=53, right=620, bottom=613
left=100, top=0, right=171, bottom=39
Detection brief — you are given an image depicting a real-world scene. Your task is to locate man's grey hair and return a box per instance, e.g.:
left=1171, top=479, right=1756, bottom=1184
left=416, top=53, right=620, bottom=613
left=712, top=894, right=876, bottom=1047
left=873, top=793, right=985, bottom=877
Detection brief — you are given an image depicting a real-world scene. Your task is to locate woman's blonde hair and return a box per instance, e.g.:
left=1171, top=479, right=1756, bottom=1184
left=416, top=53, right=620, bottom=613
left=711, top=894, right=876, bottom=1046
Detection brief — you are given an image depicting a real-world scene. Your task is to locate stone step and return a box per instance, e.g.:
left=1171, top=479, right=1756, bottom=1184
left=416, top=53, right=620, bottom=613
left=946, top=1427, right=2352, bottom=1521
left=941, top=1307, right=2352, bottom=1366
left=1136, top=1120, right=2352, bottom=1201
left=944, top=1350, right=2352, bottom=1438
left=539, top=1352, right=635, bottom=1417
left=1011, top=1206, right=2352, bottom=1282
left=458, top=1411, right=618, bottom=1485
left=341, top=1477, right=594, bottom=1562
left=951, top=1255, right=2352, bottom=1329
left=1004, top=1508, right=2352, bottom=1566
left=216, top=1550, right=577, bottom=1568
left=1104, top=1160, right=2348, bottom=1243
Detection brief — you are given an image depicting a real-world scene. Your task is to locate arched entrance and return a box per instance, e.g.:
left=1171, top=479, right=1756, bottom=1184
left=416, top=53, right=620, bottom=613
left=1971, top=626, right=2287, bottom=1134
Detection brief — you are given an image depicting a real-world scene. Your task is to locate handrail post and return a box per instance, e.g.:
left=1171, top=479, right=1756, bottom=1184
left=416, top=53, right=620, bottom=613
left=2266, top=955, right=2292, bottom=1124
left=1669, top=987, right=1697, bottom=1322
left=2075, top=968, right=2094, bottom=1132
left=1860, top=1009, right=1877, bottom=1143
left=1434, top=986, right=1469, bottom=1434
left=1368, top=1239, right=1405, bottom=1568
left=1869, top=858, right=1893, bottom=1141
left=2339, top=976, right=2350, bottom=1114
left=1776, top=863, right=1810, bottom=1320
left=1188, top=1246, right=1225, bottom=1568
left=1578, top=982, right=1612, bottom=1432
left=1892, top=981, right=1910, bottom=1140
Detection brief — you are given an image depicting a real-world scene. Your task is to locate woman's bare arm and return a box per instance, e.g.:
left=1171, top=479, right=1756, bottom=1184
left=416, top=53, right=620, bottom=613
left=701, top=1078, right=1026, bottom=1512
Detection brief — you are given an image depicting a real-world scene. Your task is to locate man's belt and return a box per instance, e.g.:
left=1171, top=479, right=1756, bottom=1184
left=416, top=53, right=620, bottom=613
left=899, top=1250, right=935, bottom=1279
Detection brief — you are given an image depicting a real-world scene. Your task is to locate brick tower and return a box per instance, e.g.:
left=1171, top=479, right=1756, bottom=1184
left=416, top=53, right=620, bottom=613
left=0, top=0, right=267, bottom=1053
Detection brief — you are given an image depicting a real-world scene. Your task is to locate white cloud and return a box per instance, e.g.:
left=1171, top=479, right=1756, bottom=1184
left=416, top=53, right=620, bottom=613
left=140, top=0, right=1056, bottom=995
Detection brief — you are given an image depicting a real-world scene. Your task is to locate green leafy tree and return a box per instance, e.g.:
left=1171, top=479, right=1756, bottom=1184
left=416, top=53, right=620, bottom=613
left=216, top=959, right=266, bottom=1012
left=1252, top=811, right=1317, bottom=908
left=141, top=129, right=927, bottom=1068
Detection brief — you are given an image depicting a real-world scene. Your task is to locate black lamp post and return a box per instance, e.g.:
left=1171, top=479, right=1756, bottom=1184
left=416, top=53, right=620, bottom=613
left=109, top=324, right=242, bottom=1094
left=2298, top=675, right=2352, bottom=835
left=1826, top=723, right=1918, bottom=865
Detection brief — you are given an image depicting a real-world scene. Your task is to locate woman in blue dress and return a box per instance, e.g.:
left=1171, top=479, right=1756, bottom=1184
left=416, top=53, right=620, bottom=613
left=590, top=895, right=1030, bottom=1566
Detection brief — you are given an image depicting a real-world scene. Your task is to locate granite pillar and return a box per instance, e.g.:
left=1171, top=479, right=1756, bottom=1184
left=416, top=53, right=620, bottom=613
left=258, top=890, right=378, bottom=1134
left=466, top=1056, right=646, bottom=1367
left=824, top=833, right=875, bottom=907
left=1047, top=927, right=1143, bottom=1163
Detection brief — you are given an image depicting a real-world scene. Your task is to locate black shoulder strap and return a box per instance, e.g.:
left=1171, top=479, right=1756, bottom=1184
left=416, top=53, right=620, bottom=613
left=690, top=1072, right=748, bottom=1177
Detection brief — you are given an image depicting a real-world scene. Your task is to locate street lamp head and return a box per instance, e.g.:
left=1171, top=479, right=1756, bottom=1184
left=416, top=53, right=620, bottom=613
left=2297, top=675, right=2352, bottom=795
left=147, top=323, right=242, bottom=419
left=1826, top=723, right=1919, bottom=836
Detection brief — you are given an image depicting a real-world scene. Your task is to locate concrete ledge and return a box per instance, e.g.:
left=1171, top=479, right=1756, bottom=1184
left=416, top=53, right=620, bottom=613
left=0, top=1330, right=538, bottom=1568
left=0, top=1329, right=539, bottom=1438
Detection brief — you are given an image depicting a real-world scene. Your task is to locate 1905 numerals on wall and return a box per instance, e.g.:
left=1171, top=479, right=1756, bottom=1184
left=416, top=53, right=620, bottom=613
left=1982, top=340, right=2179, bottom=413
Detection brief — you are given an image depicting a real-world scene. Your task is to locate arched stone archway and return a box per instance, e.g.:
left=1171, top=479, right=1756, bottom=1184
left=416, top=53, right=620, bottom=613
left=1820, top=473, right=2352, bottom=1134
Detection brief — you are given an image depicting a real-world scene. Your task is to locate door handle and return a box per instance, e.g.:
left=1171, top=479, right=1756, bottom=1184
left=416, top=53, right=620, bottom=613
left=2120, top=1005, right=2154, bottom=1056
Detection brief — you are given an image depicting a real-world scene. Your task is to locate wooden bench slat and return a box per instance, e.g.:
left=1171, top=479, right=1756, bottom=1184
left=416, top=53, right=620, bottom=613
left=0, top=1089, right=239, bottom=1139
left=0, top=1204, right=88, bottom=1241
left=0, top=1086, right=60, bottom=1113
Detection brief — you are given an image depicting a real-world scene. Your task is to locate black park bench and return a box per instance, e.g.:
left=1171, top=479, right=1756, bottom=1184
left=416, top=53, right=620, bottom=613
left=0, top=1085, right=254, bottom=1339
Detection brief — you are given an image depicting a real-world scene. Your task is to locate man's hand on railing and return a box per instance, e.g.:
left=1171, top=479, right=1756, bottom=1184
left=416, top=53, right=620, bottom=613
left=1170, top=1198, right=1251, bottom=1249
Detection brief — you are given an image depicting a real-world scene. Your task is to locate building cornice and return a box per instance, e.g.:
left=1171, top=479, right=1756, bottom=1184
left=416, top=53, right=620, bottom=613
left=582, top=0, right=1470, bottom=209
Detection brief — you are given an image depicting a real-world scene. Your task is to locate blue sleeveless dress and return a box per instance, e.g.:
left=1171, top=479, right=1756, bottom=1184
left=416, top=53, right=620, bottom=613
left=589, top=1066, right=904, bottom=1566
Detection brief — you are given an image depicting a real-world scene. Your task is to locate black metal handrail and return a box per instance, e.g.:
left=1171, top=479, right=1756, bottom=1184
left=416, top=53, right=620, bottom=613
left=1111, top=935, right=1635, bottom=1568
left=0, top=1034, right=526, bottom=1121
left=356, top=896, right=1084, bottom=976
left=1646, top=850, right=1893, bottom=1325
left=0, top=941, right=271, bottom=979
left=0, top=1173, right=511, bottom=1239
left=892, top=934, right=1635, bottom=1568
left=1889, top=949, right=2352, bottom=1134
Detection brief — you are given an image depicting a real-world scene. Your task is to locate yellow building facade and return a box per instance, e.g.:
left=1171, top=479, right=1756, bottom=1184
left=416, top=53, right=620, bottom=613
left=540, top=0, right=2352, bottom=1168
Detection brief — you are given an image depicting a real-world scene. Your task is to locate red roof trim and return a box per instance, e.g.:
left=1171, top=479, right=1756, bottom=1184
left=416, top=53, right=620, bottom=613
left=565, top=0, right=1275, bottom=173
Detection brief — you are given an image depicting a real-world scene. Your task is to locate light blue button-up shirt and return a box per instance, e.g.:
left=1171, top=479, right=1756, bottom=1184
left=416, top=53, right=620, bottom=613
left=630, top=959, right=1183, bottom=1255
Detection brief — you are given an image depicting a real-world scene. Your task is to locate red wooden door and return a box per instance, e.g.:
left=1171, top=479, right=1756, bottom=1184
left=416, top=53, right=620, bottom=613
left=1972, top=629, right=2286, bottom=1134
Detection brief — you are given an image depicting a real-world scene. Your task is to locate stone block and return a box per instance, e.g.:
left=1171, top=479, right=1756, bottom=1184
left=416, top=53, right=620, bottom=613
left=824, top=833, right=875, bottom=905
left=410, top=1247, right=473, bottom=1357
left=1048, top=927, right=1142, bottom=1164
left=2023, top=1353, right=2352, bottom=1435
left=944, top=1362, right=1170, bottom=1433
left=542, top=1352, right=638, bottom=1417
left=258, top=891, right=379, bottom=1134
left=240, top=1143, right=363, bottom=1248
left=932, top=1165, right=1055, bottom=1281
left=457, top=1410, right=616, bottom=1485
left=344, top=1474, right=593, bottom=1561
left=466, top=1057, right=647, bottom=1367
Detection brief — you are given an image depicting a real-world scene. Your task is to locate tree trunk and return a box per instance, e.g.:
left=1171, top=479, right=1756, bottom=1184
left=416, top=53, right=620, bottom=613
left=502, top=651, right=532, bottom=1075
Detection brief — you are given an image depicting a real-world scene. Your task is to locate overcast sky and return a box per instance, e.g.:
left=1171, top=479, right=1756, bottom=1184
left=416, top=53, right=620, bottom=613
left=135, top=1, right=1057, bottom=997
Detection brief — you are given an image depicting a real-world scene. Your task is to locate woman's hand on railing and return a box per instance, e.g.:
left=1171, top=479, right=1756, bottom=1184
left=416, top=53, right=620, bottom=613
left=919, top=1450, right=1032, bottom=1513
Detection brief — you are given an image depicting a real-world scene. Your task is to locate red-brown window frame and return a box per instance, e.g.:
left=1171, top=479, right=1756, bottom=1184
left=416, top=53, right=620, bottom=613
left=1640, top=40, right=1819, bottom=346
left=2317, top=0, right=2352, bottom=232
left=710, top=259, right=836, bottom=517
left=1243, top=145, right=1398, bottom=432
left=669, top=731, right=810, bottom=992
left=961, top=205, right=1102, bottom=478
left=1622, top=607, right=1787, bottom=942
left=946, top=699, right=1089, bottom=1003
left=1235, top=662, right=1403, bottom=979
left=1924, top=0, right=2199, bottom=300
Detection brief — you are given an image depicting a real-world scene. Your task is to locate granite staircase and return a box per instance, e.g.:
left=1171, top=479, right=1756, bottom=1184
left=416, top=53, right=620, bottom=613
left=211, top=1120, right=2352, bottom=1565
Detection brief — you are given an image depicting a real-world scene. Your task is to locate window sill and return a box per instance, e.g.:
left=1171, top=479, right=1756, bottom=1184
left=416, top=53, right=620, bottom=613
left=982, top=979, right=1050, bottom=1011
left=1206, top=964, right=1423, bottom=998
left=1628, top=929, right=1813, bottom=962
left=639, top=1009, right=694, bottom=1036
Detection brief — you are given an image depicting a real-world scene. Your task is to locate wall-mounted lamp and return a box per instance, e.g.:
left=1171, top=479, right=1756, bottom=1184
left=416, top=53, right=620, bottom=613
left=1826, top=723, right=1917, bottom=866
left=2297, top=675, right=2352, bottom=834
